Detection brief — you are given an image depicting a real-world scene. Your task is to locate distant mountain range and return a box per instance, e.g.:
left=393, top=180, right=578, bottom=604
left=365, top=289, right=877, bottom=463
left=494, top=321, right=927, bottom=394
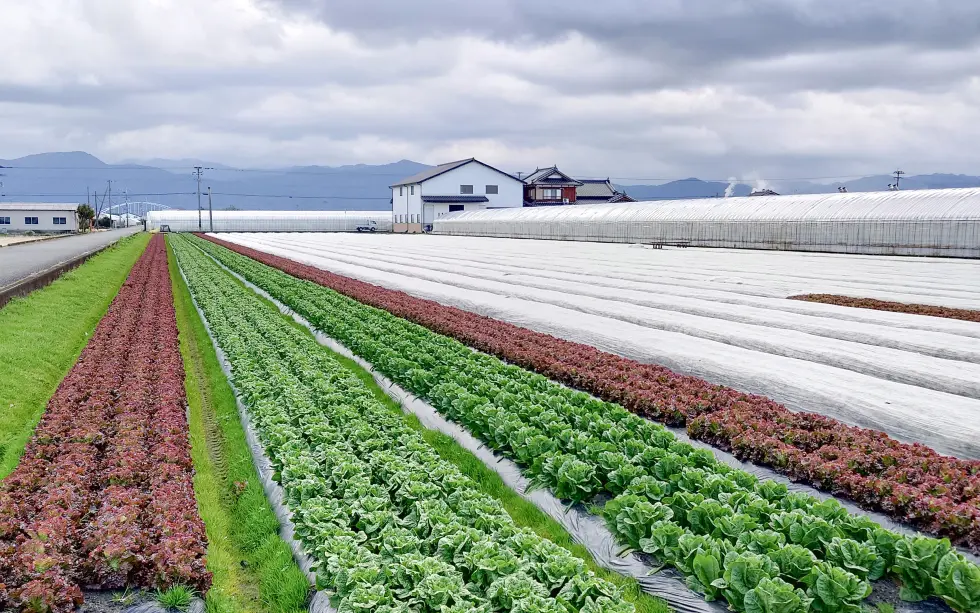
left=0, top=152, right=427, bottom=212
left=615, top=174, right=980, bottom=200
left=2, top=152, right=978, bottom=212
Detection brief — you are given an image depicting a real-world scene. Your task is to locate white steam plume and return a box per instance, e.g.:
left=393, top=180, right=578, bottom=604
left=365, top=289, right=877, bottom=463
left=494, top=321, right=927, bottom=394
left=724, top=177, right=738, bottom=198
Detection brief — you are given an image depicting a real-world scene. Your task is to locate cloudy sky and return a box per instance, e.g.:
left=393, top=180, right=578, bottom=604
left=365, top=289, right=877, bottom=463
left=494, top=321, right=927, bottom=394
left=2, top=0, right=979, bottom=181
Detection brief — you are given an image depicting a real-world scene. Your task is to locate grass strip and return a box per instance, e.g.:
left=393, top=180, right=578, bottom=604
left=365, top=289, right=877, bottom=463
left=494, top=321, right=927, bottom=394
left=167, top=237, right=309, bottom=613
left=0, top=232, right=150, bottom=479
left=211, top=246, right=671, bottom=613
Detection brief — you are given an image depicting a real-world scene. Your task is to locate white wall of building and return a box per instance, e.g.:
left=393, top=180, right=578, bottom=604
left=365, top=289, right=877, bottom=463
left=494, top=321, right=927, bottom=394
left=0, top=206, right=78, bottom=232
left=391, top=182, right=424, bottom=224
left=422, top=163, right=523, bottom=209
left=408, top=184, right=422, bottom=223
left=391, top=160, right=524, bottom=227
left=392, top=185, right=409, bottom=219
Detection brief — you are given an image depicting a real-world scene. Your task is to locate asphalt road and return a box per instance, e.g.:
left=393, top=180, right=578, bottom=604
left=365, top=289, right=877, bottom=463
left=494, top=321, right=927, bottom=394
left=0, top=228, right=143, bottom=289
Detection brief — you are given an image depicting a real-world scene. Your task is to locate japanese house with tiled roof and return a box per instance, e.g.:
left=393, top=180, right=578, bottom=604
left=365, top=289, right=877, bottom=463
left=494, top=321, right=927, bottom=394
left=522, top=166, right=635, bottom=206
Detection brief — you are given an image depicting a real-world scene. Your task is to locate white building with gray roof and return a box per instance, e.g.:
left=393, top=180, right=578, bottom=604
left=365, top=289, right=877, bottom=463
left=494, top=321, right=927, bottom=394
left=0, top=203, right=79, bottom=233
left=390, top=158, right=523, bottom=232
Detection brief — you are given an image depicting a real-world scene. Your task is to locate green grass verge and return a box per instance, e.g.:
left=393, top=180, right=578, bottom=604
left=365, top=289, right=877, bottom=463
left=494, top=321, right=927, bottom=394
left=197, top=245, right=671, bottom=613
left=0, top=233, right=150, bottom=479
left=167, top=238, right=309, bottom=613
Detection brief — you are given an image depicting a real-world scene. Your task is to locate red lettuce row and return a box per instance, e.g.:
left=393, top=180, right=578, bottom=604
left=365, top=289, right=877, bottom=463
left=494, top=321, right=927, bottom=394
left=200, top=234, right=980, bottom=553
left=0, top=235, right=210, bottom=613
left=789, top=294, right=980, bottom=323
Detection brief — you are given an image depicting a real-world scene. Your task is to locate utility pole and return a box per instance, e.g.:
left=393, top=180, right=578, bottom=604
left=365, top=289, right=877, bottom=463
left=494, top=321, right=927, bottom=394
left=892, top=169, right=905, bottom=190
left=124, top=190, right=130, bottom=228
left=194, top=166, right=204, bottom=230
left=106, top=180, right=113, bottom=227
left=207, top=186, right=214, bottom=232
left=193, top=166, right=213, bottom=230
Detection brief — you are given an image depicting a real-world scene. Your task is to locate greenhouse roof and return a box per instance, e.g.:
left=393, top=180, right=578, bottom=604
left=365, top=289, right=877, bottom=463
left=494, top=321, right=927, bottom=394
left=437, top=187, right=980, bottom=223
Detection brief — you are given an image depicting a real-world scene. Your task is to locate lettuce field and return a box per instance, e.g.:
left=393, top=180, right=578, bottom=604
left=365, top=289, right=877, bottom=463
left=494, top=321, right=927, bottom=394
left=0, top=236, right=209, bottom=612
left=2, top=229, right=978, bottom=613
left=183, top=232, right=980, bottom=613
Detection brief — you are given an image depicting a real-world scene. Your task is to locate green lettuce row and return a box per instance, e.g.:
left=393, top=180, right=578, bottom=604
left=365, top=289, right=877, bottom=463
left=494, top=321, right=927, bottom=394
left=189, top=234, right=980, bottom=613
left=173, top=237, right=633, bottom=613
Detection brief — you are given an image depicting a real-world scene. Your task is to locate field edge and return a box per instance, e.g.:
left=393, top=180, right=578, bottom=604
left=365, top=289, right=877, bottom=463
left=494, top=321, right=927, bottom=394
left=0, top=232, right=151, bottom=479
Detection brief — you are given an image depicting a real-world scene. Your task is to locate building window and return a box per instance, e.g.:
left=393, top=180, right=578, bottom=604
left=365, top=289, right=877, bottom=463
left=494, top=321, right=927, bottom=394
left=399, top=187, right=403, bottom=196
left=53, top=217, right=67, bottom=225
left=485, top=185, right=498, bottom=194
left=542, top=188, right=560, bottom=200
left=449, top=205, right=464, bottom=212
left=0, top=217, right=9, bottom=225
left=460, top=185, right=474, bottom=194
left=410, top=185, right=415, bottom=195
left=25, top=217, right=39, bottom=225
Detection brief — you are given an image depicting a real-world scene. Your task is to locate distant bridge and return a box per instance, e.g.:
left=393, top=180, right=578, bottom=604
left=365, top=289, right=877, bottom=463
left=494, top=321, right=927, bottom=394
left=101, top=201, right=172, bottom=218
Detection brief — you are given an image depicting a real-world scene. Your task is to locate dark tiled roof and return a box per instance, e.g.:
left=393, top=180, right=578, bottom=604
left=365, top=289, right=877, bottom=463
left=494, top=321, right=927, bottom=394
left=391, top=159, right=473, bottom=187
left=421, top=195, right=490, bottom=203
left=537, top=177, right=579, bottom=185
left=522, top=166, right=583, bottom=186
left=392, top=158, right=522, bottom=188
left=575, top=179, right=617, bottom=199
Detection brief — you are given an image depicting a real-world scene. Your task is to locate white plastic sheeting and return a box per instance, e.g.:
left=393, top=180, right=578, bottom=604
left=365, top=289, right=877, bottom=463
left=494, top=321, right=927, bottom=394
left=216, top=232, right=980, bottom=459
left=146, top=209, right=391, bottom=233
left=207, top=253, right=724, bottom=613
left=433, top=188, right=980, bottom=257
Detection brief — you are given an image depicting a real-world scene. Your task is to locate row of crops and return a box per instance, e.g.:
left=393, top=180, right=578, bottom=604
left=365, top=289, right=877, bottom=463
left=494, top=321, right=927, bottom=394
left=179, top=234, right=980, bottom=613
left=218, top=231, right=980, bottom=461
left=173, top=237, right=633, bottom=613
left=200, top=234, right=980, bottom=550
left=0, top=236, right=210, bottom=612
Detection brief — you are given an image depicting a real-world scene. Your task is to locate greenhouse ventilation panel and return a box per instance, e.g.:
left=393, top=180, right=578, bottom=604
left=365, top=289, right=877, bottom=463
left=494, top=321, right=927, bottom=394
left=432, top=187, right=980, bottom=257
left=146, top=210, right=392, bottom=233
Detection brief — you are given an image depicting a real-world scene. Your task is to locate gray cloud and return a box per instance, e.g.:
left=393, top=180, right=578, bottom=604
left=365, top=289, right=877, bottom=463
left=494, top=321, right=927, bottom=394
left=266, top=0, right=980, bottom=87
left=1, top=0, right=980, bottom=182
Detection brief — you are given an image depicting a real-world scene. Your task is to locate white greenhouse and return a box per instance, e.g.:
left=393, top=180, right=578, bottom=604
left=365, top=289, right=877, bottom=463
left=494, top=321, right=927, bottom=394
left=432, top=187, right=980, bottom=257
left=146, top=210, right=392, bottom=233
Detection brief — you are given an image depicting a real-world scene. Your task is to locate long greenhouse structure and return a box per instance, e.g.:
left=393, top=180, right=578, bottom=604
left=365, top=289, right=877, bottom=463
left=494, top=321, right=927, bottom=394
left=146, top=209, right=392, bottom=233
left=433, top=187, right=980, bottom=257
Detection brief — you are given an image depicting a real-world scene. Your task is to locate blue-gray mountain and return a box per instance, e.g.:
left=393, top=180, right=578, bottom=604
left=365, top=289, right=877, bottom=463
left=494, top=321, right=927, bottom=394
left=2, top=152, right=977, bottom=211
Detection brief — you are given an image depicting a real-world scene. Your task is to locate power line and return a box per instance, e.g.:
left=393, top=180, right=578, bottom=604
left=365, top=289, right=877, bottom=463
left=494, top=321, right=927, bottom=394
left=0, top=164, right=412, bottom=177
left=0, top=191, right=389, bottom=200
left=0, top=164, right=887, bottom=183
left=0, top=192, right=196, bottom=198
left=210, top=192, right=388, bottom=199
